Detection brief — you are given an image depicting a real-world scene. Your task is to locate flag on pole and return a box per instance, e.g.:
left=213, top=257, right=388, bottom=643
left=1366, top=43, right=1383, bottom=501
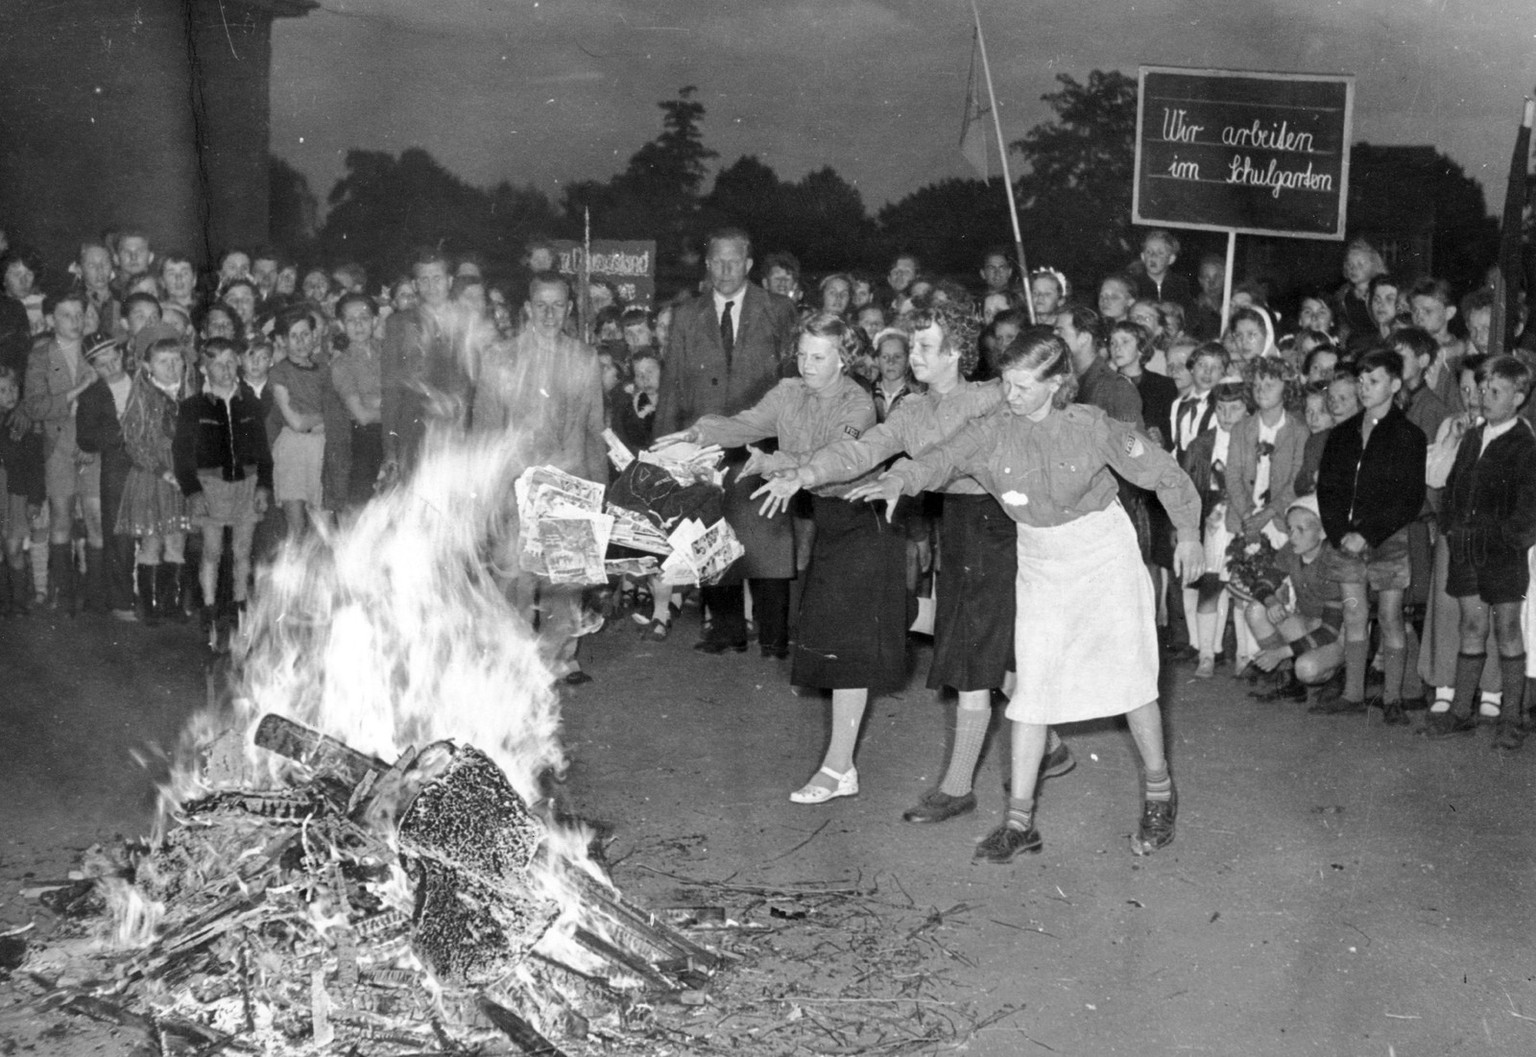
left=1490, top=96, right=1533, bottom=357
left=959, top=30, right=991, bottom=179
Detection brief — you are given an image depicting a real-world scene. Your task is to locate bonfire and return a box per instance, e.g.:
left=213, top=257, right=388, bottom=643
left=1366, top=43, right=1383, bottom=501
left=14, top=432, right=719, bottom=1055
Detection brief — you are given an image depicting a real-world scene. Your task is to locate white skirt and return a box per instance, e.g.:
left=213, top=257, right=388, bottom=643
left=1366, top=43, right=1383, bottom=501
left=1006, top=503, right=1160, bottom=724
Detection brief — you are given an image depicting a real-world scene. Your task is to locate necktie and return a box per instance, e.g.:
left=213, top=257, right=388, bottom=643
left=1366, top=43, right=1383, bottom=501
left=720, top=300, right=735, bottom=363
left=1178, top=398, right=1197, bottom=444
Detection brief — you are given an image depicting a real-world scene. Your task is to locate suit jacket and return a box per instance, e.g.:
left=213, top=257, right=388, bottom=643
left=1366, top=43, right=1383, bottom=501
left=656, top=283, right=798, bottom=579
left=1224, top=411, right=1308, bottom=536
left=1441, top=419, right=1536, bottom=552
left=1169, top=389, right=1217, bottom=459
left=1317, top=405, right=1426, bottom=548
left=655, top=284, right=797, bottom=434
left=23, top=338, right=87, bottom=460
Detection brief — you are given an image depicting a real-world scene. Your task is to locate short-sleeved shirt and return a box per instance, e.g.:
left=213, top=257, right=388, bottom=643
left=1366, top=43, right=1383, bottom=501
left=330, top=345, right=382, bottom=417
left=1273, top=544, right=1343, bottom=626
left=269, top=358, right=326, bottom=420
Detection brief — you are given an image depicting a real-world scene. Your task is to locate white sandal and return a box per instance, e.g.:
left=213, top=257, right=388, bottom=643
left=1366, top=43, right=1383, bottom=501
left=789, top=765, right=858, bottom=804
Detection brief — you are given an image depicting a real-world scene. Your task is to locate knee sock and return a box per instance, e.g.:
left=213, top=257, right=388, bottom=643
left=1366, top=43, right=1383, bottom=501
left=1402, top=626, right=1424, bottom=698
left=1144, top=763, right=1174, bottom=802
left=823, top=692, right=866, bottom=774
left=1214, top=592, right=1231, bottom=656
left=1007, top=796, right=1035, bottom=831
left=1450, top=652, right=1486, bottom=720
left=1233, top=610, right=1258, bottom=662
left=1499, top=655, right=1526, bottom=724
left=939, top=705, right=990, bottom=797
left=1182, top=587, right=1199, bottom=647
left=1256, top=630, right=1286, bottom=651
left=1380, top=645, right=1407, bottom=704
left=30, top=540, right=46, bottom=597
left=1196, top=610, right=1218, bottom=657
left=1344, top=639, right=1369, bottom=702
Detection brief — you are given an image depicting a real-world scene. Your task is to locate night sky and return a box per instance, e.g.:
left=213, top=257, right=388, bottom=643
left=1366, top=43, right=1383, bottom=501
left=272, top=0, right=1536, bottom=215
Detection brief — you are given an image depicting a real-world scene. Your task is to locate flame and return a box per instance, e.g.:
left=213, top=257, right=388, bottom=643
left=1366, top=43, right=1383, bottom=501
left=98, top=876, right=165, bottom=949
left=158, top=425, right=565, bottom=814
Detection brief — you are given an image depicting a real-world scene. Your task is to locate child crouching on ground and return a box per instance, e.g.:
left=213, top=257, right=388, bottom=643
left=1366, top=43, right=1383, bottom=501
left=1241, top=494, right=1345, bottom=703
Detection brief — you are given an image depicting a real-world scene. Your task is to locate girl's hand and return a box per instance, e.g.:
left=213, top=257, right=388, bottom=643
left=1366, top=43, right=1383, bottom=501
left=751, top=469, right=806, bottom=518
left=1265, top=601, right=1288, bottom=626
left=844, top=474, right=903, bottom=523
left=1173, top=540, right=1205, bottom=586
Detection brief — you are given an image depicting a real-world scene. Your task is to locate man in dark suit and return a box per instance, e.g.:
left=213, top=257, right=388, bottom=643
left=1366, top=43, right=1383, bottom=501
left=656, top=227, right=798, bottom=656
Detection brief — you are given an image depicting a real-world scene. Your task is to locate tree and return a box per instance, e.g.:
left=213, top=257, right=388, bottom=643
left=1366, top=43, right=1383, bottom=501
left=702, top=155, right=791, bottom=251
left=1010, top=70, right=1139, bottom=289
left=268, top=155, right=318, bottom=257
left=876, top=177, right=1012, bottom=277
left=317, top=148, right=558, bottom=281
left=564, top=86, right=718, bottom=265
left=786, top=167, right=877, bottom=273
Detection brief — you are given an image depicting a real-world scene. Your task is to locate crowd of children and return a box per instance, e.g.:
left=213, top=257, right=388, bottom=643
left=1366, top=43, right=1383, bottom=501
left=2, top=223, right=1534, bottom=760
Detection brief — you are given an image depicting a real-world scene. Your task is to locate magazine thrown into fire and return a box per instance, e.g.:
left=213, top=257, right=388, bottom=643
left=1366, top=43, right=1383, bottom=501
left=516, top=443, right=742, bottom=586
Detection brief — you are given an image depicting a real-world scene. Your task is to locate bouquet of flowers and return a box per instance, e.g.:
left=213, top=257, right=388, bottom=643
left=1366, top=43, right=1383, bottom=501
left=1224, top=533, right=1281, bottom=601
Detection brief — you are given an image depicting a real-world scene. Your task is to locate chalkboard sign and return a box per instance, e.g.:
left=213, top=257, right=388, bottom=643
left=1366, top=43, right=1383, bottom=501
left=552, top=239, right=657, bottom=308
left=1133, top=66, right=1354, bottom=240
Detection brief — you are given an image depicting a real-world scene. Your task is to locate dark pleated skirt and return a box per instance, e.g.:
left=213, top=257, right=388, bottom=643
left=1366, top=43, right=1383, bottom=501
left=792, top=495, right=909, bottom=693
left=929, top=493, right=1016, bottom=691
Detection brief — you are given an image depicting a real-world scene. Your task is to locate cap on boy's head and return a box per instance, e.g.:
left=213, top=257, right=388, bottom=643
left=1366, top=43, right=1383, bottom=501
left=84, top=333, right=120, bottom=362
left=1212, top=379, right=1248, bottom=405
left=1287, top=494, right=1321, bottom=521
left=131, top=322, right=181, bottom=365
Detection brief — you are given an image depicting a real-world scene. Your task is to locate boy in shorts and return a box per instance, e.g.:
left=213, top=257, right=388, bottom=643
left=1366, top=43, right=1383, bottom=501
left=1314, top=348, right=1427, bottom=718
left=174, top=338, right=272, bottom=640
left=1423, top=356, right=1536, bottom=747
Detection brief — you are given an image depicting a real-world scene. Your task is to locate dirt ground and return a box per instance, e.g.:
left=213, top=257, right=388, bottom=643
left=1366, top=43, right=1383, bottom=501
left=2, top=600, right=1535, bottom=1056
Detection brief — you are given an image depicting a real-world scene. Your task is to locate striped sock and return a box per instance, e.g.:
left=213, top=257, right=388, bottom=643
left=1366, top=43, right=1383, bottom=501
left=939, top=706, right=991, bottom=797
left=1144, top=764, right=1173, bottom=802
left=1007, top=796, right=1035, bottom=831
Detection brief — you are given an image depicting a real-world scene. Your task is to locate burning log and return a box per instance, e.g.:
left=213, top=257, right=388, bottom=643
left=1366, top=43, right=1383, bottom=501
left=21, top=714, right=724, bottom=1055
left=254, top=713, right=389, bottom=786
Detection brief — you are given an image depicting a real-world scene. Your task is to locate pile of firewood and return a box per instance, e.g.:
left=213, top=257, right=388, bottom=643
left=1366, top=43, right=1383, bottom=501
left=16, top=715, right=721, bottom=1056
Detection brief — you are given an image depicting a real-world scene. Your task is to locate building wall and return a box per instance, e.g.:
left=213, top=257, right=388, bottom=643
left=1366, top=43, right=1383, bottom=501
left=0, top=0, right=306, bottom=278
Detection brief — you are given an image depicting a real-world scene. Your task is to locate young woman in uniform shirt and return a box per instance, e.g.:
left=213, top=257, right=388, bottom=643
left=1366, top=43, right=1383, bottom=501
left=654, top=312, right=909, bottom=804
left=861, top=327, right=1203, bottom=861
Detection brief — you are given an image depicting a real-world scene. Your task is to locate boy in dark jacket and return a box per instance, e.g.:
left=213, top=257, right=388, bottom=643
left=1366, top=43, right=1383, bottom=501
left=1424, top=356, right=1536, bottom=747
left=174, top=338, right=272, bottom=632
left=1314, top=347, right=1427, bottom=719
left=75, top=335, right=137, bottom=617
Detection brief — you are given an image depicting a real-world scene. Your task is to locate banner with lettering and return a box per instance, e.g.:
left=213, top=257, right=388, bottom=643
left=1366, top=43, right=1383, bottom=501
left=552, top=239, right=657, bottom=308
left=1133, top=67, right=1355, bottom=240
